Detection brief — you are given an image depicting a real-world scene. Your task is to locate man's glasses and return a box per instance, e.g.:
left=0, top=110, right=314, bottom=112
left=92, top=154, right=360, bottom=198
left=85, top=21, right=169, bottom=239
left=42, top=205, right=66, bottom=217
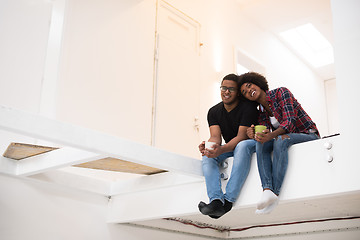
left=220, top=86, right=237, bottom=93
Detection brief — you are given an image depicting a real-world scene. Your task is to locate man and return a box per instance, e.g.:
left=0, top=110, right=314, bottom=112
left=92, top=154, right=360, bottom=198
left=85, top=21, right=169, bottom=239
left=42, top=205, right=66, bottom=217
left=198, top=73, right=258, bottom=219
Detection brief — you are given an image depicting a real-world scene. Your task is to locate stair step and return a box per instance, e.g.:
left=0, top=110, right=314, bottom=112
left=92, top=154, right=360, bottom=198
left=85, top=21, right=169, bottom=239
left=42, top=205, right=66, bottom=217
left=3, top=142, right=57, bottom=160
left=3, top=142, right=166, bottom=175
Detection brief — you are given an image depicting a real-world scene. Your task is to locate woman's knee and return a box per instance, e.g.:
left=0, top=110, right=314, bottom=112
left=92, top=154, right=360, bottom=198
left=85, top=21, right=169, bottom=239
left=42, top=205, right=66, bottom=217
left=273, top=136, right=290, bottom=150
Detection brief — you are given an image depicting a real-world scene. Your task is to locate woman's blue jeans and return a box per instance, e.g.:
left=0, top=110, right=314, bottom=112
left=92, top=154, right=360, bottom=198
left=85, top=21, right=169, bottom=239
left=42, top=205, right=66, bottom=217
left=256, top=133, right=319, bottom=195
left=202, top=139, right=256, bottom=203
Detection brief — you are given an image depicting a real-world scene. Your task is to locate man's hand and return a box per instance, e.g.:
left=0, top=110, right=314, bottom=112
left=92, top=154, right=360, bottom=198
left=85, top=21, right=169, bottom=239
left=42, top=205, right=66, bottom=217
left=247, top=125, right=255, bottom=139
left=199, top=141, right=206, bottom=156
left=204, top=143, right=222, bottom=158
left=255, top=129, right=272, bottom=143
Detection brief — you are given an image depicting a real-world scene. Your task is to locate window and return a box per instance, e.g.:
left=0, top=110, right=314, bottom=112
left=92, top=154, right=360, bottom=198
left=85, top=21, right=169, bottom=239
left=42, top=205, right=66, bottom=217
left=279, top=23, right=334, bottom=68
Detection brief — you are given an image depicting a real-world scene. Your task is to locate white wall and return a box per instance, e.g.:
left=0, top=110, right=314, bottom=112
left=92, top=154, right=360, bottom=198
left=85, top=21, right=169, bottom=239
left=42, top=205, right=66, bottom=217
left=0, top=174, right=208, bottom=240
left=330, top=0, right=360, bottom=190
left=0, top=0, right=54, bottom=151
left=331, top=0, right=360, bottom=143
left=0, top=0, right=52, bottom=114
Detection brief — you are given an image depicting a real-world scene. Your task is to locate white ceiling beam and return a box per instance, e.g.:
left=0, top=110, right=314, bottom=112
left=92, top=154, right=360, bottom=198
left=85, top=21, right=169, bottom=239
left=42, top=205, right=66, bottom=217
left=0, top=156, right=18, bottom=175
left=26, top=170, right=201, bottom=197
left=107, top=180, right=207, bottom=223
left=0, top=105, right=203, bottom=177
left=110, top=172, right=202, bottom=196
left=28, top=169, right=112, bottom=195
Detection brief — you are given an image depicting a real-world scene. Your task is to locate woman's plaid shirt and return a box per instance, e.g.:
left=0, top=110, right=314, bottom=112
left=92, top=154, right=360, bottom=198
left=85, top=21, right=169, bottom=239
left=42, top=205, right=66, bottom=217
left=258, top=87, right=319, bottom=136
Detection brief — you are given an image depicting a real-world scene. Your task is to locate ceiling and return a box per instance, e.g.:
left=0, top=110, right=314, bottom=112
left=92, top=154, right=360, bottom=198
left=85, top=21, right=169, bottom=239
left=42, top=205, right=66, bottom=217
left=235, top=0, right=335, bottom=80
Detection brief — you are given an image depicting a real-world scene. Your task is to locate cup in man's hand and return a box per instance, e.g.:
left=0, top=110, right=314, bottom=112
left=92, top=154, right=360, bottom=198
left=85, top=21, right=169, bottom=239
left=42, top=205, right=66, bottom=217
left=205, top=141, right=216, bottom=150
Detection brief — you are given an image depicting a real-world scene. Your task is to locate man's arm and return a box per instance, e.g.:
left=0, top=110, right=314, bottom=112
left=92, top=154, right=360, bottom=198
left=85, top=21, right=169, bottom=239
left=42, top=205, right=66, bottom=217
left=205, top=125, right=248, bottom=158
left=199, top=125, right=222, bottom=156
left=208, top=125, right=222, bottom=144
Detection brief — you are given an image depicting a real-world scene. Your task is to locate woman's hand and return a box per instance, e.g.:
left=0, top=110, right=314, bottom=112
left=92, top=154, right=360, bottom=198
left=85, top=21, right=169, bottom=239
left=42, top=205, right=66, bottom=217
left=247, top=125, right=255, bottom=139
left=255, top=129, right=272, bottom=143
left=255, top=127, right=286, bottom=143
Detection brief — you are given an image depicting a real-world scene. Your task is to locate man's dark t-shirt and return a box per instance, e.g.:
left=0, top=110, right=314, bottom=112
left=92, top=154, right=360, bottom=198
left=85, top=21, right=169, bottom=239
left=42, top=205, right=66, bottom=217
left=207, top=101, right=259, bottom=143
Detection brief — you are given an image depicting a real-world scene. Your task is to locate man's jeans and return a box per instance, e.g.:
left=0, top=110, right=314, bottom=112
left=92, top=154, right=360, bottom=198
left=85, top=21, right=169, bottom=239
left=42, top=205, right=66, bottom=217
left=202, top=139, right=256, bottom=203
left=256, top=133, right=319, bottom=195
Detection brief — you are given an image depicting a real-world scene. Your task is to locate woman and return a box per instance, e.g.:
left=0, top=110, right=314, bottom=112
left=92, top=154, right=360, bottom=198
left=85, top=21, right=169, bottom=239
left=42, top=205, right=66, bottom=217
left=238, top=72, right=320, bottom=214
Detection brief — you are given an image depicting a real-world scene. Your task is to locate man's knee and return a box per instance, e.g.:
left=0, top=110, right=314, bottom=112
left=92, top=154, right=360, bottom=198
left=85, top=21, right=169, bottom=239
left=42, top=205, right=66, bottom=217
left=235, top=139, right=255, bottom=151
left=233, top=140, right=255, bottom=162
left=201, top=155, right=210, bottom=166
left=202, top=155, right=218, bottom=167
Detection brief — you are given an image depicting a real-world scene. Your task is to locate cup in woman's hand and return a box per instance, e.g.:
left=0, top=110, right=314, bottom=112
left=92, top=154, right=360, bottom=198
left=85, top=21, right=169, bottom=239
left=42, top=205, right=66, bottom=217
left=255, top=125, right=267, bottom=134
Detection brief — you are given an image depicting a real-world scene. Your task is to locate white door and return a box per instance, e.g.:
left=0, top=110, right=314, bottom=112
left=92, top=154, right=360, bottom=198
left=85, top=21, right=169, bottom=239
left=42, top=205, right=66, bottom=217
left=153, top=1, right=201, bottom=158
left=324, top=78, right=339, bottom=135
